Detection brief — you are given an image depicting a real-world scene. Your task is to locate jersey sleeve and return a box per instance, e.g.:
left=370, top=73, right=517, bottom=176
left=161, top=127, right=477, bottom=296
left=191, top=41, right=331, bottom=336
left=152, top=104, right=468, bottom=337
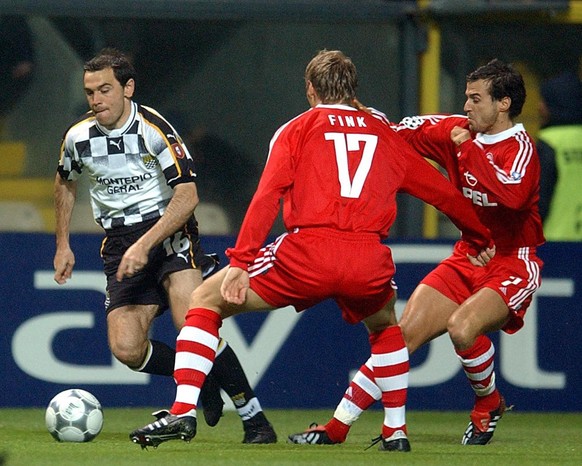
left=226, top=122, right=295, bottom=269
left=397, top=138, right=492, bottom=253
left=140, top=106, right=196, bottom=188
left=392, top=115, right=467, bottom=167
left=57, top=128, right=84, bottom=182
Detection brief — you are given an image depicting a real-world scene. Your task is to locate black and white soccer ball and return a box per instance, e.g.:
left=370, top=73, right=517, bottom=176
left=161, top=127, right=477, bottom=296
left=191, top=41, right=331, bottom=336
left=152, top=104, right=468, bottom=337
left=45, top=389, right=104, bottom=442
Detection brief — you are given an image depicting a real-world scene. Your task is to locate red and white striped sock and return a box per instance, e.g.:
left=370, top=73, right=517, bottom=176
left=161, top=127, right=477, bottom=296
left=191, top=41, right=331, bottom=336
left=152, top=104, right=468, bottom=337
left=369, top=325, right=409, bottom=439
left=456, top=335, right=500, bottom=412
left=171, top=307, right=222, bottom=416
left=326, top=357, right=381, bottom=442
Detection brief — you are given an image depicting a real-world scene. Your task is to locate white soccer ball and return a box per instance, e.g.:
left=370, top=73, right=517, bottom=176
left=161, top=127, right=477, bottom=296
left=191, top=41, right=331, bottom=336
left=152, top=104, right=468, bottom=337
left=45, top=389, right=104, bottom=442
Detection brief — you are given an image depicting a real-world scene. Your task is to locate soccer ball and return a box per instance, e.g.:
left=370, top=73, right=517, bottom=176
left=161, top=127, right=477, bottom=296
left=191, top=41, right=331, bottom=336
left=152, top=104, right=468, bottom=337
left=45, top=389, right=104, bottom=442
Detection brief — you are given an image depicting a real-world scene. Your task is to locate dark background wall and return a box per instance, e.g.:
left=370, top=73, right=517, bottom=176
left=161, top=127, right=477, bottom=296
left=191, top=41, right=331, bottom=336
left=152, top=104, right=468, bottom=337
left=0, top=1, right=580, bottom=236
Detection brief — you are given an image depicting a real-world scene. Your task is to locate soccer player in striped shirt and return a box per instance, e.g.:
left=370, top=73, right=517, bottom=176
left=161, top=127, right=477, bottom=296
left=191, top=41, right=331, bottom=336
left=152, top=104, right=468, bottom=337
left=54, top=48, right=276, bottom=444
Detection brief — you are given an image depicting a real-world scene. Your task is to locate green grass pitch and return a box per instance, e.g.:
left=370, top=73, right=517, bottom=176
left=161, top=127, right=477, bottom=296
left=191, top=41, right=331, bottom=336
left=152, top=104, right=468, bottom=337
left=0, top=408, right=581, bottom=465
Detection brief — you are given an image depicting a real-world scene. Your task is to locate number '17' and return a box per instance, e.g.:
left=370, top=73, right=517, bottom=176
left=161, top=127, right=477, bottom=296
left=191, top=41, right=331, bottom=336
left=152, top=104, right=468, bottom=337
left=325, top=132, right=378, bottom=198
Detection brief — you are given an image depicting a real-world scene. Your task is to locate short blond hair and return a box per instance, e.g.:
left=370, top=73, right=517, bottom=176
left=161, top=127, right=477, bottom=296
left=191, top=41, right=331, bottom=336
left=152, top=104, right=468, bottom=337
left=304, top=50, right=358, bottom=104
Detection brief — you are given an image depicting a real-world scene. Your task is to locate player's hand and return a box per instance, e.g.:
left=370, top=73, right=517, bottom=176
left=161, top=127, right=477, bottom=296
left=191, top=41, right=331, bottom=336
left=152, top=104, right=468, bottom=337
left=116, top=242, right=149, bottom=282
left=467, top=245, right=496, bottom=267
left=220, top=266, right=249, bottom=305
left=54, top=247, right=75, bottom=284
left=450, top=126, right=471, bottom=146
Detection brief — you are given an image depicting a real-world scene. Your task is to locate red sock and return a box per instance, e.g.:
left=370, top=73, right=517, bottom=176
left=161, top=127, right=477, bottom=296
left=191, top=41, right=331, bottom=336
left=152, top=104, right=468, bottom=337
left=171, top=307, right=222, bottom=415
left=324, top=418, right=350, bottom=443
left=369, top=325, right=409, bottom=439
left=344, top=360, right=381, bottom=409
left=324, top=358, right=380, bottom=443
left=456, top=335, right=500, bottom=412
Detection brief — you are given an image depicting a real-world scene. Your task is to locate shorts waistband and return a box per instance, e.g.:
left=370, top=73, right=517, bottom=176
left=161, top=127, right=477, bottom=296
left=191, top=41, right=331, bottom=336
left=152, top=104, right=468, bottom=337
left=496, top=246, right=538, bottom=257
left=456, top=241, right=538, bottom=257
left=292, top=226, right=381, bottom=242
left=105, top=217, right=159, bottom=237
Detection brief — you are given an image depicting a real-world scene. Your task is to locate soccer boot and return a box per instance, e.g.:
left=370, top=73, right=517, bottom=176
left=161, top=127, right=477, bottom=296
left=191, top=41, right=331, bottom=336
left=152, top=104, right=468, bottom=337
left=200, top=372, right=224, bottom=427
left=129, top=411, right=197, bottom=449
left=287, top=423, right=338, bottom=445
left=367, top=430, right=411, bottom=452
left=462, top=395, right=507, bottom=445
left=243, top=420, right=278, bottom=444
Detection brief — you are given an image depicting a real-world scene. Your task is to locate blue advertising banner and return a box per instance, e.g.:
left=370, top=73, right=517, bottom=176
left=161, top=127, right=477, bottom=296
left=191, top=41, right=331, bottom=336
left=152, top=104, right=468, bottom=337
left=1, top=233, right=579, bottom=412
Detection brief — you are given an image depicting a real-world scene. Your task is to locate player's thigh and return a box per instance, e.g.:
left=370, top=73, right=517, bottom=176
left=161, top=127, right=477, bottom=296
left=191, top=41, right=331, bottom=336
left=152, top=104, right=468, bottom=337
left=189, top=266, right=228, bottom=309
left=448, top=287, right=509, bottom=341
left=107, top=304, right=159, bottom=351
left=164, top=268, right=203, bottom=329
left=399, top=284, right=457, bottom=354
left=362, top=293, right=397, bottom=333
left=240, top=285, right=276, bottom=313
left=186, top=267, right=274, bottom=319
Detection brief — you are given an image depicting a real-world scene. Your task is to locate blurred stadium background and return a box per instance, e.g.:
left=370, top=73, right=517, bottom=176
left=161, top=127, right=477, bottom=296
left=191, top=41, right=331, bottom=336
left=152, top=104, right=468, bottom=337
left=1, top=0, right=580, bottom=237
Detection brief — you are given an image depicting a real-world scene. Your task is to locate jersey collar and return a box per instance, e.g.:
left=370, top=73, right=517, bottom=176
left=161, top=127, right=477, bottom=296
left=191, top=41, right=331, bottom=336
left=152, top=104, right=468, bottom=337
left=475, top=123, right=525, bottom=144
left=315, top=103, right=356, bottom=111
left=95, top=101, right=137, bottom=136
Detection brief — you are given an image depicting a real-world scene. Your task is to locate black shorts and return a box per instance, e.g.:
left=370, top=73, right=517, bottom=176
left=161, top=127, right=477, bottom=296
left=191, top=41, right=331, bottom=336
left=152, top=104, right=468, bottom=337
left=101, top=216, right=212, bottom=314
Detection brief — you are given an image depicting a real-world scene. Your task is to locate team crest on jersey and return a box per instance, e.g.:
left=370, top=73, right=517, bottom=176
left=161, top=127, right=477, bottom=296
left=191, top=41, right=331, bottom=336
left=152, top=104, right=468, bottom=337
left=172, top=143, right=185, bottom=159
left=141, top=154, right=159, bottom=169
left=464, top=171, right=478, bottom=187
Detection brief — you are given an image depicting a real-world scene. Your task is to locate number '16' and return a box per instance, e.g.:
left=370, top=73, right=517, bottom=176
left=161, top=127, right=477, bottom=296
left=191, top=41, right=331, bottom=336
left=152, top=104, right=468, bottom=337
left=325, top=132, right=378, bottom=198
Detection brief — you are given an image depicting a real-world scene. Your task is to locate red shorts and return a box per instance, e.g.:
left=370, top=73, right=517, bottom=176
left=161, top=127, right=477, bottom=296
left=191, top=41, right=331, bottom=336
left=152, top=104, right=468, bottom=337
left=421, top=242, right=544, bottom=334
left=248, top=227, right=395, bottom=324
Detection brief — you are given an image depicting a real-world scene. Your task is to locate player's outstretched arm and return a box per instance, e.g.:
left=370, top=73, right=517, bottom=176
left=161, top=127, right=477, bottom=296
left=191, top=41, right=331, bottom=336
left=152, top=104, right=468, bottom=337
left=399, top=143, right=493, bottom=254
left=54, top=174, right=77, bottom=284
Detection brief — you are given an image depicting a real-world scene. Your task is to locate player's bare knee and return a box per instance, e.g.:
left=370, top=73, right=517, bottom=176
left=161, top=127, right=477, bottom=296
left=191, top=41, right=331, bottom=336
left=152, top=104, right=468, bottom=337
left=447, top=314, right=473, bottom=350
left=110, top=341, right=145, bottom=368
left=400, top=325, right=420, bottom=354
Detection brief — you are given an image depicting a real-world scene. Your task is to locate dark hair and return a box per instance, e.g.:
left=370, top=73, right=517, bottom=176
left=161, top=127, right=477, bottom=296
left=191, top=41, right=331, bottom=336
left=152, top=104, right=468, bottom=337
left=83, top=48, right=136, bottom=87
left=304, top=50, right=358, bottom=104
left=466, top=59, right=526, bottom=119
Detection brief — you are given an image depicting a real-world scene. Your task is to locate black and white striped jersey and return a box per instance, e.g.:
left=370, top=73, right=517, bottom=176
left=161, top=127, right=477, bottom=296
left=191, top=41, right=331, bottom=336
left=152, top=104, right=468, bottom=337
left=58, top=102, right=197, bottom=229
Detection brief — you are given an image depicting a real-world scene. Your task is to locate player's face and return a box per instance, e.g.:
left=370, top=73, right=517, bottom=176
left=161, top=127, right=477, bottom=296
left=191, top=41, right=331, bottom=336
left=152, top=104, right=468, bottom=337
left=84, top=67, right=134, bottom=130
left=463, top=79, right=500, bottom=134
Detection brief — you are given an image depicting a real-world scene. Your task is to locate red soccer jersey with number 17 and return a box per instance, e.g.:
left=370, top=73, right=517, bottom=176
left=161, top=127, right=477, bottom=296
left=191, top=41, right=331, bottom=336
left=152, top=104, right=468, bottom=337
left=227, top=105, right=491, bottom=268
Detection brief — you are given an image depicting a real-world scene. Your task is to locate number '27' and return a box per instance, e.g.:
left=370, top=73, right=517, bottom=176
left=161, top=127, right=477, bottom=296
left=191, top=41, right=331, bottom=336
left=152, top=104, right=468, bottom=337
left=325, top=132, right=378, bottom=198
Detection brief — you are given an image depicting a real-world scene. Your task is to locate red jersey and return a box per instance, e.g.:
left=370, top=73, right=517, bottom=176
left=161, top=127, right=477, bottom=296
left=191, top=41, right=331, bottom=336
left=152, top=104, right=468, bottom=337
left=227, top=105, right=491, bottom=268
left=393, top=115, right=545, bottom=252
